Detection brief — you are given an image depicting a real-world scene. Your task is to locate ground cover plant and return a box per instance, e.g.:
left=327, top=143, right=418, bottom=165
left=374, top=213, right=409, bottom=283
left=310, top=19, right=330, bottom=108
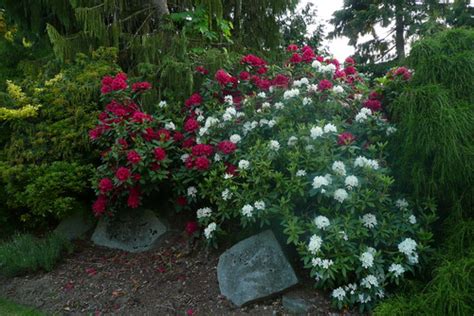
left=0, top=298, right=44, bottom=316
left=0, top=233, right=73, bottom=277
left=90, top=46, right=436, bottom=311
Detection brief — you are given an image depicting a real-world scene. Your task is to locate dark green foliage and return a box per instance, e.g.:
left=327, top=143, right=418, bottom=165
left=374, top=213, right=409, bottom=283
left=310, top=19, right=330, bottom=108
left=0, top=233, right=73, bottom=277
left=388, top=29, right=474, bottom=213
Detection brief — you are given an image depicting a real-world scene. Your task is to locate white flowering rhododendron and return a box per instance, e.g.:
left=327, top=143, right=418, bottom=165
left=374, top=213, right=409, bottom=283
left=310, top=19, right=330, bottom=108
left=165, top=46, right=434, bottom=311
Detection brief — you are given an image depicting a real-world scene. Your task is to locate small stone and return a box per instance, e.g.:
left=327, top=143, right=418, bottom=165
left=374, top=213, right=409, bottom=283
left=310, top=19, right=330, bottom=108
left=54, top=212, right=95, bottom=240
left=282, top=295, right=311, bottom=314
left=217, top=230, right=298, bottom=306
left=91, top=209, right=167, bottom=252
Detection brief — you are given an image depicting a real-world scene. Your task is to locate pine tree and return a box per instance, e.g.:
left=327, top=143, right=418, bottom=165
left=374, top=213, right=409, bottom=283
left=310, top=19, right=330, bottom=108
left=329, top=0, right=473, bottom=63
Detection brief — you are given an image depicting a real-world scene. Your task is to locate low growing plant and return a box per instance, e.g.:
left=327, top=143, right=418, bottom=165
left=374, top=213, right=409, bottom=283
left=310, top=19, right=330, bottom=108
left=0, top=233, right=73, bottom=277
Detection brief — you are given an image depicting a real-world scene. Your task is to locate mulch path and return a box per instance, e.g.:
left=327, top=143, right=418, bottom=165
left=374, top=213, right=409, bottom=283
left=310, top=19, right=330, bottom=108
left=0, top=232, right=354, bottom=315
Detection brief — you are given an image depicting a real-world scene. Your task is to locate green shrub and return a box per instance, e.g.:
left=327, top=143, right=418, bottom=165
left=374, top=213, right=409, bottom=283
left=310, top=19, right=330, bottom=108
left=386, top=28, right=474, bottom=213
left=0, top=298, right=45, bottom=316
left=0, top=233, right=73, bottom=277
left=0, top=47, right=121, bottom=227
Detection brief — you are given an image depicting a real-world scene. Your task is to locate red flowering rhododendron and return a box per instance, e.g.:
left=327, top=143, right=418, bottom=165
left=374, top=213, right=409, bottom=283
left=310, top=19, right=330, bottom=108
left=91, top=72, right=179, bottom=215
left=195, top=66, right=209, bottom=75
left=318, top=79, right=333, bottom=91
left=176, top=196, right=187, bottom=206
left=217, top=141, right=237, bottom=155
left=241, top=54, right=267, bottom=67
left=194, top=156, right=210, bottom=171
left=215, top=69, right=235, bottom=86
left=289, top=53, right=303, bottom=64
left=116, top=167, right=131, bottom=181
left=154, top=147, right=167, bottom=161
left=185, top=221, right=199, bottom=235
left=287, top=44, right=299, bottom=52
left=363, top=99, right=382, bottom=111
left=99, top=178, right=114, bottom=193
left=131, top=81, right=152, bottom=92
left=185, top=93, right=203, bottom=107
left=192, top=144, right=214, bottom=157
left=338, top=132, right=356, bottom=145
left=127, top=150, right=142, bottom=164
left=239, top=71, right=250, bottom=81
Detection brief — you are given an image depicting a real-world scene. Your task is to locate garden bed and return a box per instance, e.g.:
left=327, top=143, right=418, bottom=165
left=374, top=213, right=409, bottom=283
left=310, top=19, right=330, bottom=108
left=0, top=232, right=350, bottom=315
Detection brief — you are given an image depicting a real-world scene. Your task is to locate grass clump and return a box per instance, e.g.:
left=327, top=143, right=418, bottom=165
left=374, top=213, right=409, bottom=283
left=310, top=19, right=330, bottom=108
left=0, top=233, right=73, bottom=277
left=0, top=298, right=44, bottom=316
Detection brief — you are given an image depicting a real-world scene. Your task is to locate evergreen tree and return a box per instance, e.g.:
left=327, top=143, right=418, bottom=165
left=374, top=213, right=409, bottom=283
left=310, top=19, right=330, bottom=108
left=329, top=0, right=473, bottom=63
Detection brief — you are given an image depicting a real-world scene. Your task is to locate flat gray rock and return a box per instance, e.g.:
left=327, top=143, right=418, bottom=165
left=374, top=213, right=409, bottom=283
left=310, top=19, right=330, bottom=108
left=217, top=230, right=298, bottom=306
left=54, top=212, right=95, bottom=240
left=91, top=209, right=166, bottom=252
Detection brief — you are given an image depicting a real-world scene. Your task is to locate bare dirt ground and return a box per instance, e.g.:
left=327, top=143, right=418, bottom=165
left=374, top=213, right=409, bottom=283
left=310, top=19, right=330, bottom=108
left=0, top=232, right=357, bottom=315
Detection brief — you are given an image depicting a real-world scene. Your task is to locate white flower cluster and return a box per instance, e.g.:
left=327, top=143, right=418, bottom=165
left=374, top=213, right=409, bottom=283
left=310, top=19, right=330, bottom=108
left=398, top=238, right=418, bottom=263
left=361, top=275, right=379, bottom=289
left=257, top=92, right=266, bottom=98
left=332, top=287, right=346, bottom=301
left=345, top=175, right=359, bottom=189
left=224, top=95, right=233, bottom=105
left=221, top=189, right=233, bottom=201
left=204, top=222, right=216, bottom=239
left=332, top=161, right=346, bottom=176
left=360, top=251, right=374, bottom=269
left=269, top=140, right=280, bottom=151
left=314, top=215, right=330, bottom=230
left=293, top=77, right=309, bottom=87
left=312, top=176, right=329, bottom=189
left=354, top=156, right=380, bottom=170
left=243, top=121, right=259, bottom=134
left=396, top=198, right=409, bottom=210
left=238, top=159, right=250, bottom=170
left=274, top=102, right=284, bottom=109
left=197, top=207, right=212, bottom=219
left=312, top=60, right=336, bottom=73
left=308, top=235, right=323, bottom=254
left=287, top=136, right=298, bottom=146
left=334, top=188, right=349, bottom=203
left=241, top=204, right=254, bottom=217
left=312, top=257, right=334, bottom=269
left=296, top=169, right=307, bottom=177
left=187, top=186, right=197, bottom=197
left=165, top=121, right=176, bottom=130
left=355, top=108, right=372, bottom=123
left=222, top=107, right=237, bottom=121
left=388, top=263, right=405, bottom=277
left=302, top=97, right=312, bottom=105
left=283, top=88, right=300, bottom=99
left=361, top=213, right=377, bottom=228
left=332, top=85, right=344, bottom=94
left=230, top=134, right=241, bottom=144
left=310, top=123, right=337, bottom=139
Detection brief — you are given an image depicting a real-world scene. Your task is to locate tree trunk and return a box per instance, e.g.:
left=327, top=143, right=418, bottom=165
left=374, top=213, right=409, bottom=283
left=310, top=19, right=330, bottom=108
left=395, top=1, right=405, bottom=60
left=233, top=0, right=242, bottom=38
left=152, top=0, right=169, bottom=17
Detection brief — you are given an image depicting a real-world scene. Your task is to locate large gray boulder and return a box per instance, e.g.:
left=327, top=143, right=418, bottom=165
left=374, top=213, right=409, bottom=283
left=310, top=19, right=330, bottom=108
left=217, top=230, right=298, bottom=306
left=54, top=212, right=95, bottom=240
left=91, top=209, right=167, bottom=252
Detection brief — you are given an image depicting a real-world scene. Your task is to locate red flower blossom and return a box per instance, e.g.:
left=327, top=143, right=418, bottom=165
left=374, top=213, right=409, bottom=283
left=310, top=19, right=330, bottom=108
left=225, top=163, right=238, bottom=176
left=157, top=128, right=171, bottom=141
left=239, top=71, right=250, bottom=81
left=345, top=57, right=356, bottom=65
left=215, top=69, right=234, bottom=86
left=185, top=93, right=203, bottom=107
left=127, top=187, right=141, bottom=208
left=334, top=70, right=346, bottom=79
left=127, top=150, right=141, bottom=164
left=185, top=221, right=199, bottom=235
left=176, top=196, right=187, bottom=206
left=195, top=66, right=209, bottom=75
left=131, top=111, right=152, bottom=123
left=184, top=118, right=199, bottom=133
left=173, top=131, right=184, bottom=142
left=182, top=137, right=196, bottom=149
left=132, top=174, right=141, bottom=181
left=194, top=156, right=210, bottom=171
left=302, top=47, right=316, bottom=62
left=185, top=156, right=194, bottom=169
left=150, top=162, right=161, bottom=171
left=363, top=99, right=382, bottom=112
left=118, top=138, right=128, bottom=149
left=344, top=66, right=357, bottom=75
left=287, top=44, right=299, bottom=52
left=272, top=74, right=289, bottom=88
left=393, top=67, right=412, bottom=80
left=110, top=76, right=128, bottom=91
left=318, top=79, right=334, bottom=91
left=289, top=53, right=303, bottom=64
left=131, top=81, right=152, bottom=92
left=98, top=178, right=113, bottom=193
left=154, top=147, right=167, bottom=161
left=241, top=54, right=267, bottom=67
left=116, top=167, right=131, bottom=181
left=369, top=91, right=381, bottom=100
left=257, top=67, right=268, bottom=74
left=338, top=132, right=356, bottom=146
left=92, top=195, right=107, bottom=216
left=89, top=126, right=103, bottom=140
left=255, top=78, right=271, bottom=91
left=217, top=141, right=237, bottom=155
left=143, top=128, right=157, bottom=141
left=192, top=144, right=214, bottom=157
